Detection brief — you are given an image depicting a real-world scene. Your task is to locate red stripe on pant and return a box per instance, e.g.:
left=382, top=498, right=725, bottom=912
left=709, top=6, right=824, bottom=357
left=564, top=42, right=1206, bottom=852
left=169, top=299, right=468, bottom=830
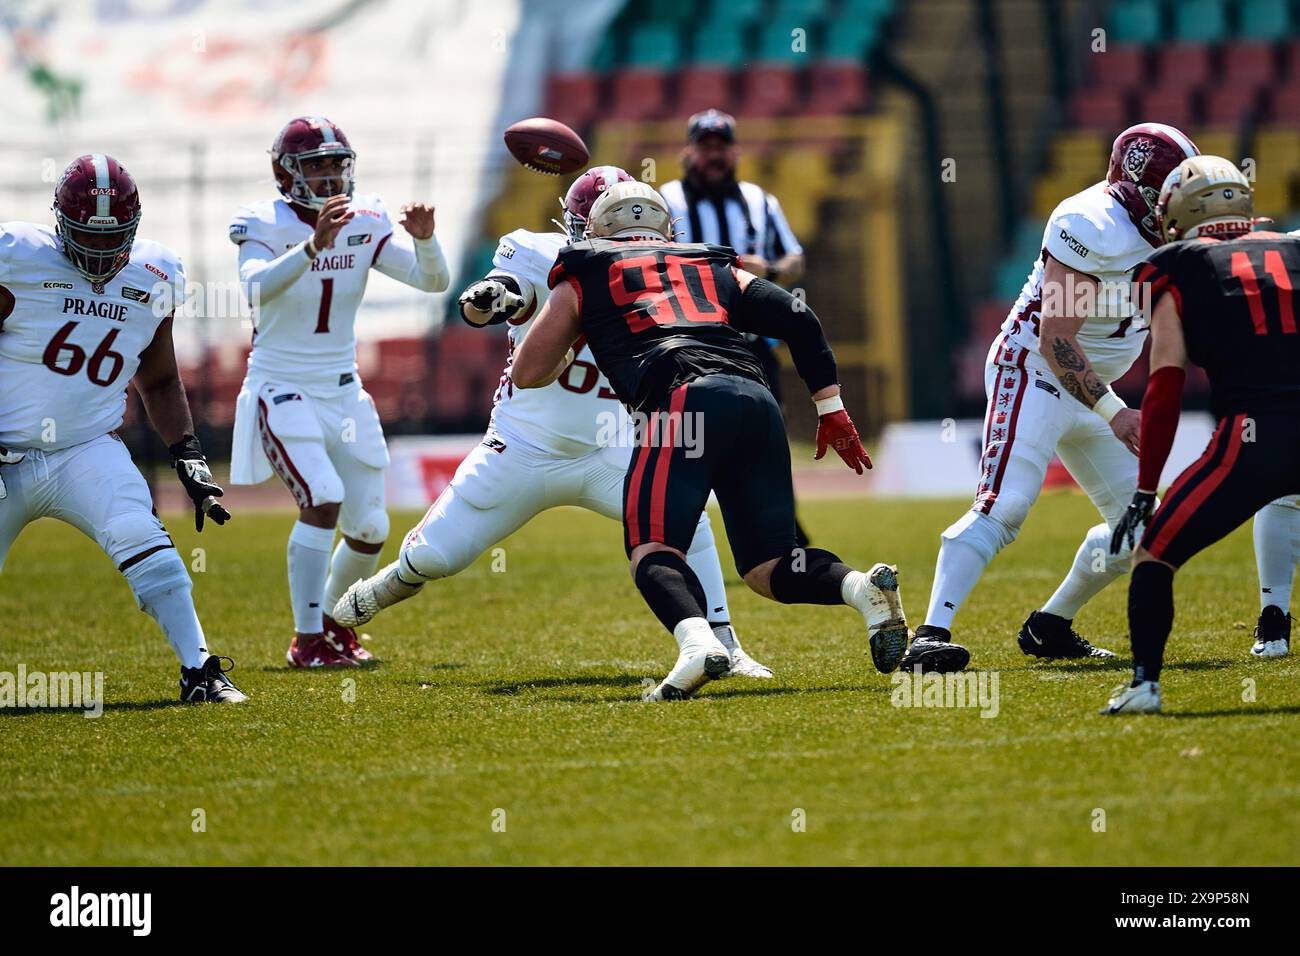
left=257, top=397, right=315, bottom=508
left=647, top=384, right=689, bottom=541
left=1145, top=414, right=1245, bottom=561
left=979, top=361, right=1029, bottom=515
left=624, top=414, right=656, bottom=548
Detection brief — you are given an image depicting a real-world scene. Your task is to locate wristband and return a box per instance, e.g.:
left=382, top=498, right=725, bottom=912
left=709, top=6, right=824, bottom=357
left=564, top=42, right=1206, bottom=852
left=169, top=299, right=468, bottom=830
left=304, top=238, right=318, bottom=259
left=1093, top=390, right=1126, bottom=423
left=168, top=434, right=204, bottom=463
left=814, top=394, right=845, bottom=416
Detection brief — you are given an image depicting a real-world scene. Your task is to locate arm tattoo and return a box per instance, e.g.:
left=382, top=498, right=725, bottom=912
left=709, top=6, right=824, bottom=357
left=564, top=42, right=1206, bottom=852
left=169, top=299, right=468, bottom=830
left=1049, top=336, right=1108, bottom=408
left=1051, top=337, right=1087, bottom=372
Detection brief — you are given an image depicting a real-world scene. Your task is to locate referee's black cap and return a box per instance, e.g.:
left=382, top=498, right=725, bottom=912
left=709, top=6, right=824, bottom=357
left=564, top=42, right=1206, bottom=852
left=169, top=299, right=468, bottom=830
left=687, top=109, right=736, bottom=144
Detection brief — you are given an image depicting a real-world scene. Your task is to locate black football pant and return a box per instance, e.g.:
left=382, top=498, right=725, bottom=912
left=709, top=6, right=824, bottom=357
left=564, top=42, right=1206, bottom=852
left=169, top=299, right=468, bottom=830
left=623, top=373, right=797, bottom=576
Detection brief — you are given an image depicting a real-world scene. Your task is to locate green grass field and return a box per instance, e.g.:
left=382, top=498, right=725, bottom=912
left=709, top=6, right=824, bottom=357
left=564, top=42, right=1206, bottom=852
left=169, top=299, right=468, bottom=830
left=2, top=491, right=1298, bottom=866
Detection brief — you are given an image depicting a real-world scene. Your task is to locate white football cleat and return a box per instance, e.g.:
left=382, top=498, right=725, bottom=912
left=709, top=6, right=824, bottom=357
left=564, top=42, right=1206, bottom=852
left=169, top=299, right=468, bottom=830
left=648, top=619, right=731, bottom=701
left=1251, top=638, right=1289, bottom=659
left=1101, top=680, right=1162, bottom=715
left=332, top=560, right=424, bottom=628
left=712, top=624, right=773, bottom=679
left=842, top=563, right=909, bottom=673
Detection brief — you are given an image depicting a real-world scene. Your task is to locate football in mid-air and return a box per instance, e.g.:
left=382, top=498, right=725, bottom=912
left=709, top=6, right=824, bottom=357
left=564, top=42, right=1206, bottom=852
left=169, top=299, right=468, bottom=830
left=503, top=117, right=589, bottom=176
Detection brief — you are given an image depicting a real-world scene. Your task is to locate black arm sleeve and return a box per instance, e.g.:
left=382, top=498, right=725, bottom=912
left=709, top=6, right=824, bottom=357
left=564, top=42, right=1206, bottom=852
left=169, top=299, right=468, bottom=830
left=731, top=278, right=838, bottom=393
left=459, top=273, right=523, bottom=327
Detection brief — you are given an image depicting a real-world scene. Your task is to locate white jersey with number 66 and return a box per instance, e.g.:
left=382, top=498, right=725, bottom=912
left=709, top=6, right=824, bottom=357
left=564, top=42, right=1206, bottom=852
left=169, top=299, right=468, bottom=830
left=486, top=228, right=626, bottom=456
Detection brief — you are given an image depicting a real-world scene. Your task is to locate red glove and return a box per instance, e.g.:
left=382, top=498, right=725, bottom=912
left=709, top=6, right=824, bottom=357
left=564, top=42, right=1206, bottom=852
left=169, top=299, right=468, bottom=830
left=815, top=408, right=872, bottom=474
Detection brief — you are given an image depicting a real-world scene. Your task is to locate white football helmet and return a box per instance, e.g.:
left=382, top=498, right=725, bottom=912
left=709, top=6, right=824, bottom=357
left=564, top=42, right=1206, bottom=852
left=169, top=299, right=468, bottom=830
left=585, top=181, right=672, bottom=241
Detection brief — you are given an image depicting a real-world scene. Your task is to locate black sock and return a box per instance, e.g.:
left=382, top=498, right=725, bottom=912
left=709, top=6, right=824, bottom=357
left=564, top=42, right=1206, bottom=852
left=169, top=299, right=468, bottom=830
left=768, top=547, right=852, bottom=605
left=1129, top=561, right=1175, bottom=683
left=634, top=551, right=708, bottom=633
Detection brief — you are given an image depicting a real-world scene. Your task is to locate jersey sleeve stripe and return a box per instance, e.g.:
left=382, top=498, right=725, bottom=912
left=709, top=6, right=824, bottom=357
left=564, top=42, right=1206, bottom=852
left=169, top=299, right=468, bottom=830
left=370, top=232, right=392, bottom=267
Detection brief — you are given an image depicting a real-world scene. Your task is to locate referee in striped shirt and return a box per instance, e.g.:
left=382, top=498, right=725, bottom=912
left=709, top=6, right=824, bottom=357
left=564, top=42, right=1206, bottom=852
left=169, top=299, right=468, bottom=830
left=661, top=109, right=810, bottom=545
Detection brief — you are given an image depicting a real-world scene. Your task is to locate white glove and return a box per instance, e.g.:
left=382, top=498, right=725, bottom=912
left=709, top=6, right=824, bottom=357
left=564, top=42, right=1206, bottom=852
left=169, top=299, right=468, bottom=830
left=0, top=446, right=23, bottom=501
left=459, top=279, right=526, bottom=322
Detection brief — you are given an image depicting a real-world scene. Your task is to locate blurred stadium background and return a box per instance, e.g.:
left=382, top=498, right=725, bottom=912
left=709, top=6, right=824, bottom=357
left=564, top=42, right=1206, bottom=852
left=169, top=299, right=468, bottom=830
left=2, top=0, right=1298, bottom=502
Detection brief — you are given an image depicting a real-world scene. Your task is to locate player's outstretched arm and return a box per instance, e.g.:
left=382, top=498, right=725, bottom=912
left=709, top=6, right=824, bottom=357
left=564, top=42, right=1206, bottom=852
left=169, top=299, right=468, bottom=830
left=513, top=279, right=581, bottom=388
left=459, top=272, right=528, bottom=327
left=1038, top=254, right=1139, bottom=454
left=372, top=202, right=450, bottom=293
left=133, top=315, right=230, bottom=531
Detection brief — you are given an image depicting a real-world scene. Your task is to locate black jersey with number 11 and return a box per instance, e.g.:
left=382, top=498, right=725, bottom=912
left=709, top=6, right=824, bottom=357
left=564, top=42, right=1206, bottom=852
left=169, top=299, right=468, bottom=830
left=1138, top=232, right=1300, bottom=417
left=547, top=238, right=767, bottom=411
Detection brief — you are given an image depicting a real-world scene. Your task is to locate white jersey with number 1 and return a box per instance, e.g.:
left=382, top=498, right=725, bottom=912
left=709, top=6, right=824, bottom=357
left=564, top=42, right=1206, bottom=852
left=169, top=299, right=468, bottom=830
left=486, top=228, right=626, bottom=456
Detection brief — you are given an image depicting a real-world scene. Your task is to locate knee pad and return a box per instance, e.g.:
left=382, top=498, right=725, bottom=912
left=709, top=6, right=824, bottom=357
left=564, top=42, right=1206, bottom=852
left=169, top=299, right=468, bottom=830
left=312, top=471, right=346, bottom=507
left=104, top=510, right=172, bottom=570
left=768, top=547, right=847, bottom=605
left=341, top=506, right=389, bottom=545
left=942, top=508, right=1019, bottom=561
left=122, top=548, right=190, bottom=610
left=400, top=531, right=472, bottom=581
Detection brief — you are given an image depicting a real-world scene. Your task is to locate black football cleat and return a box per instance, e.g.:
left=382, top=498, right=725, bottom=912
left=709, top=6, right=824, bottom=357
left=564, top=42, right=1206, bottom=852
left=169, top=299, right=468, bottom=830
left=1018, top=610, right=1116, bottom=659
left=1251, top=605, right=1291, bottom=659
left=180, top=655, right=249, bottom=704
left=898, top=625, right=970, bottom=673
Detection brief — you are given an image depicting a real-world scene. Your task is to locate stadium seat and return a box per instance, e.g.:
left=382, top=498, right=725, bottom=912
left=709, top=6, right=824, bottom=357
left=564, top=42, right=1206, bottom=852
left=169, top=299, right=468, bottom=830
left=625, top=24, right=684, bottom=69
left=1108, top=0, right=1162, bottom=44
left=608, top=68, right=671, bottom=120
left=1136, top=87, right=1195, bottom=129
left=1186, top=130, right=1237, bottom=162
left=544, top=72, right=600, bottom=130
left=1071, top=89, right=1129, bottom=130
left=1201, top=87, right=1259, bottom=129
left=1239, top=0, right=1292, bottom=41
left=823, top=19, right=877, bottom=61
left=1154, top=43, right=1212, bottom=89
left=757, top=20, right=820, bottom=63
left=1267, top=85, right=1300, bottom=124
left=1219, top=41, right=1279, bottom=90
left=692, top=20, right=749, bottom=67
left=806, top=61, right=870, bottom=114
left=673, top=66, right=735, bottom=116
left=774, top=0, right=832, bottom=19
left=736, top=64, right=802, bottom=116
left=1086, top=44, right=1146, bottom=89
left=1172, top=0, right=1228, bottom=43
left=1048, top=130, right=1109, bottom=175
left=646, top=0, right=707, bottom=22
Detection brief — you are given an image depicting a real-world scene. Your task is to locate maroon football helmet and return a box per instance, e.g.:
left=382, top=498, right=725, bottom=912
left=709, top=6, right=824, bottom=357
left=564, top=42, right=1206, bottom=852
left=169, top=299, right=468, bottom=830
left=559, top=166, right=634, bottom=240
left=1106, top=123, right=1200, bottom=244
left=52, top=154, right=141, bottom=285
left=271, top=116, right=356, bottom=210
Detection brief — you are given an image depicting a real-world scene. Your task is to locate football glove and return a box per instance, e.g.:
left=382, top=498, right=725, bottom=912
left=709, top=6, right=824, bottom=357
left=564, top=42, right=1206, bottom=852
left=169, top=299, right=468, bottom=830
left=169, top=435, right=230, bottom=532
left=815, top=409, right=872, bottom=474
left=1110, top=490, right=1156, bottom=555
left=0, top=445, right=25, bottom=501
left=459, top=279, right=525, bottom=324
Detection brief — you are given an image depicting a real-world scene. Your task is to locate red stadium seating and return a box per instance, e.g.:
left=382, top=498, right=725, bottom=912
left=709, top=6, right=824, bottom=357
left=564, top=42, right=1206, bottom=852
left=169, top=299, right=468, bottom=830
left=544, top=72, right=601, bottom=129
left=1071, top=89, right=1129, bottom=130
left=1135, top=86, right=1195, bottom=128
left=1154, top=43, right=1212, bottom=90
left=1267, top=85, right=1300, bottom=123
left=806, top=62, right=870, bottom=114
left=608, top=68, right=671, bottom=120
left=736, top=64, right=801, bottom=117
left=1219, top=41, right=1279, bottom=90
left=1087, top=44, right=1146, bottom=89
left=673, top=66, right=734, bottom=116
left=1203, top=85, right=1260, bottom=127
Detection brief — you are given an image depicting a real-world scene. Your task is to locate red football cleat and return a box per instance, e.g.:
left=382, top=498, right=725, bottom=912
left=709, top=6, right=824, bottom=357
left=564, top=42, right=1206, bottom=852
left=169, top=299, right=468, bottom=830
left=323, top=614, right=376, bottom=664
left=286, top=634, right=357, bottom=668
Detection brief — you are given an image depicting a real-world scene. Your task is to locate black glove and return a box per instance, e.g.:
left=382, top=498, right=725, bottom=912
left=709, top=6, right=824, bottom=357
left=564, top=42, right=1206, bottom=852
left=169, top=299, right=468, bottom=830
left=1110, top=490, right=1156, bottom=555
left=169, top=435, right=230, bottom=531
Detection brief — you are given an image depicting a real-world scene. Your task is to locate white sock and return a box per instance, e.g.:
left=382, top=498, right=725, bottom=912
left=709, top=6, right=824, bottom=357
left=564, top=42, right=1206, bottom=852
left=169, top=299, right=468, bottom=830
left=1254, top=500, right=1300, bottom=611
left=288, top=521, right=335, bottom=634
left=1041, top=522, right=1128, bottom=619
left=685, top=523, right=731, bottom=625
left=924, top=538, right=992, bottom=630
left=323, top=539, right=382, bottom=615
left=124, top=550, right=209, bottom=669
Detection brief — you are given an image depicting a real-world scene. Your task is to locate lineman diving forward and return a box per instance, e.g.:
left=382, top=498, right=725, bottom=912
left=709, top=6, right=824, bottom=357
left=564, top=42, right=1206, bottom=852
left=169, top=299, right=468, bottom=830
left=228, top=116, right=449, bottom=668
left=1105, top=157, right=1297, bottom=714
left=333, top=166, right=772, bottom=680
left=0, top=155, right=245, bottom=702
left=509, top=181, right=908, bottom=699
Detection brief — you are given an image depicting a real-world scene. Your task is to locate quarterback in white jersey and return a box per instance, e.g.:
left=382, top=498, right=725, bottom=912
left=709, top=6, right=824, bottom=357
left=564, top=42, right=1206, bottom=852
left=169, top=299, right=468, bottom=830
left=227, top=116, right=449, bottom=669
left=0, top=154, right=245, bottom=703
left=903, top=123, right=1200, bottom=673
left=333, top=166, right=772, bottom=681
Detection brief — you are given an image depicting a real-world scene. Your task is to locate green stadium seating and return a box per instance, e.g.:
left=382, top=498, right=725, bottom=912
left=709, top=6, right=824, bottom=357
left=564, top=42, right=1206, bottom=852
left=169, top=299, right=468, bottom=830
left=773, top=0, right=832, bottom=20
left=693, top=19, right=749, bottom=66
left=1239, top=0, right=1292, bottom=41
left=1173, top=0, right=1228, bottom=43
left=1108, top=0, right=1162, bottom=44
left=839, top=0, right=895, bottom=19
left=823, top=18, right=877, bottom=61
left=757, top=18, right=821, bottom=62
left=646, top=0, right=709, bottom=22
left=625, top=23, right=684, bottom=69
left=713, top=0, right=765, bottom=23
